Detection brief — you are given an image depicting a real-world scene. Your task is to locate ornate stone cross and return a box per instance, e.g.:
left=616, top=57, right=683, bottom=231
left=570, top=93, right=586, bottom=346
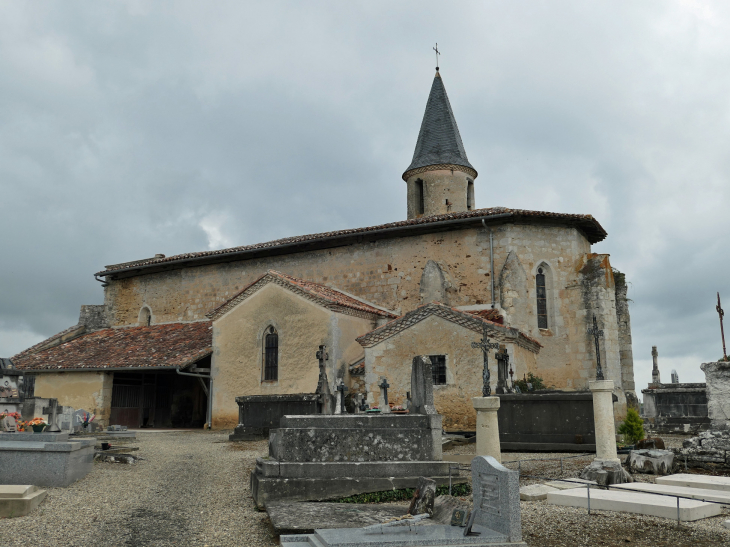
left=472, top=324, right=500, bottom=396
left=495, top=347, right=510, bottom=394
left=587, top=314, right=605, bottom=381
left=717, top=292, right=727, bottom=361
left=42, top=398, right=62, bottom=433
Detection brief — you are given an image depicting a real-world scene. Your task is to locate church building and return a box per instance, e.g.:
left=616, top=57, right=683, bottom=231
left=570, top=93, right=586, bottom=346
left=12, top=69, right=637, bottom=431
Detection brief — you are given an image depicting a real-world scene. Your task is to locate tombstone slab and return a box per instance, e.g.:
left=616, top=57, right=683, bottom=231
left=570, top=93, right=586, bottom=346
left=618, top=482, right=730, bottom=505
left=471, top=456, right=522, bottom=542
left=547, top=487, right=722, bottom=521
left=519, top=484, right=558, bottom=501
left=656, top=473, right=730, bottom=493
left=0, top=485, right=47, bottom=518
left=626, top=449, right=674, bottom=475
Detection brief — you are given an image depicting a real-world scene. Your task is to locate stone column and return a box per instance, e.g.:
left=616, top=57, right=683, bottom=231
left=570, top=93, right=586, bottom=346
left=589, top=380, right=619, bottom=462
left=472, top=397, right=501, bottom=463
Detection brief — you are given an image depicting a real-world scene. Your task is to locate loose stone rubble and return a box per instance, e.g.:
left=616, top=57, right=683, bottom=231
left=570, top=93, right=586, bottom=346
left=673, top=430, right=730, bottom=469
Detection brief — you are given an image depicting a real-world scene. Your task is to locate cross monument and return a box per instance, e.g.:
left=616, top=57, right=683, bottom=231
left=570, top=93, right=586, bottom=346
left=472, top=324, right=500, bottom=396
left=587, top=314, right=605, bottom=381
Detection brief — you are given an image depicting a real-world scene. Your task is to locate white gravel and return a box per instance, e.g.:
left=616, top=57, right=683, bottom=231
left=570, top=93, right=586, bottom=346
left=2, top=431, right=728, bottom=546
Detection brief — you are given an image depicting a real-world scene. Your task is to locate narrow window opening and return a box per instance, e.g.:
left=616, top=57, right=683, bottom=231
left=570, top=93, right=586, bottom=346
left=415, top=179, right=425, bottom=215
left=429, top=355, right=447, bottom=385
left=139, top=307, right=151, bottom=326
left=467, top=180, right=474, bottom=210
left=263, top=326, right=279, bottom=381
left=536, top=268, right=548, bottom=329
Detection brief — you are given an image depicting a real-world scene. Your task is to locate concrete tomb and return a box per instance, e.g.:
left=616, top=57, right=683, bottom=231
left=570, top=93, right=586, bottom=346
left=656, top=473, right=730, bottom=492
left=0, top=485, right=47, bottom=518
left=230, top=394, right=319, bottom=441
left=547, top=487, right=722, bottom=522
left=618, top=482, right=730, bottom=505
left=0, top=432, right=94, bottom=487
left=279, top=455, right=526, bottom=546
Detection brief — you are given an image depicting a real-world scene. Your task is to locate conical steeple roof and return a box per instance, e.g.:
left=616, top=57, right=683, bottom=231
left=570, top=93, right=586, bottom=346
left=403, top=71, right=476, bottom=181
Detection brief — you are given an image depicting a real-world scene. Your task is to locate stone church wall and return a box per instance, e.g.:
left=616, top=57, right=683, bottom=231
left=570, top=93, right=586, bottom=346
left=32, top=371, right=113, bottom=428
left=210, top=284, right=376, bottom=429
left=362, top=314, right=538, bottom=431
left=103, top=222, right=632, bottom=412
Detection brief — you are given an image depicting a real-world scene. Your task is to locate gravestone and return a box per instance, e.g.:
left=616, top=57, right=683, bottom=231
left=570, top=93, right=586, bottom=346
left=471, top=455, right=522, bottom=543
left=42, top=399, right=61, bottom=433
left=335, top=381, right=348, bottom=415
left=411, top=356, right=436, bottom=415
left=1, top=415, right=17, bottom=432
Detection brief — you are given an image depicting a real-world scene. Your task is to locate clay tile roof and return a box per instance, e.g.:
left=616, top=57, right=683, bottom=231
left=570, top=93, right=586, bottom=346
left=96, top=207, right=607, bottom=278
left=403, top=71, right=476, bottom=180
left=206, top=270, right=398, bottom=321
left=356, top=302, right=541, bottom=351
left=465, top=309, right=504, bottom=324
left=12, top=322, right=212, bottom=372
left=349, top=358, right=365, bottom=376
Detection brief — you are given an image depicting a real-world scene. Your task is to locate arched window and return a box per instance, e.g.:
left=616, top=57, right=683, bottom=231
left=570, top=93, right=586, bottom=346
left=139, top=307, right=151, bottom=326
left=263, top=326, right=279, bottom=381
left=536, top=268, right=548, bottom=329
left=415, top=179, right=425, bottom=215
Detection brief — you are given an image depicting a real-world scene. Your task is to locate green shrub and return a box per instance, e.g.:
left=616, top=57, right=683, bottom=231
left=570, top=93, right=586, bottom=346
left=618, top=408, right=645, bottom=444
left=514, top=372, right=546, bottom=392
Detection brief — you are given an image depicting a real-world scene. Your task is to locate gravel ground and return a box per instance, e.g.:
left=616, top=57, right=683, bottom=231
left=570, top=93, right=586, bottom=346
left=1, top=432, right=728, bottom=546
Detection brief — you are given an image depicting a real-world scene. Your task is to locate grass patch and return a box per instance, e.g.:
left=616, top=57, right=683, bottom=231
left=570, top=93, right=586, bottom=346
left=333, top=482, right=471, bottom=504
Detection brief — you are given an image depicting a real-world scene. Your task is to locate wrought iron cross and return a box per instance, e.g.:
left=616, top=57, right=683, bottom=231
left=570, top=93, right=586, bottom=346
left=587, top=314, right=605, bottom=380
left=495, top=347, right=510, bottom=394
left=336, top=381, right=348, bottom=414
left=379, top=377, right=390, bottom=408
left=717, top=292, right=727, bottom=361
left=433, top=43, right=440, bottom=70
left=472, top=324, right=499, bottom=396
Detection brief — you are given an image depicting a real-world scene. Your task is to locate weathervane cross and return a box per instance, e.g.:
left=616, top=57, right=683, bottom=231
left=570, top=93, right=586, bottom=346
left=433, top=43, right=440, bottom=70
left=717, top=292, right=727, bottom=361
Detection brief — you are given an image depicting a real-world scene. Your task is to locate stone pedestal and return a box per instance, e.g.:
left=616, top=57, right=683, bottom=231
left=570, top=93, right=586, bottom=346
left=472, top=396, right=501, bottom=463
left=589, top=380, right=619, bottom=462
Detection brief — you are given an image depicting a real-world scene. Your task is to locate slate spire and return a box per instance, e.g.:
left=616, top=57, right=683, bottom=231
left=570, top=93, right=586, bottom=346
left=403, top=71, right=476, bottom=181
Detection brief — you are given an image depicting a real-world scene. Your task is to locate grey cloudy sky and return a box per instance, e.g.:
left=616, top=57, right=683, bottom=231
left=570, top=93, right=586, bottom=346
left=1, top=1, right=728, bottom=397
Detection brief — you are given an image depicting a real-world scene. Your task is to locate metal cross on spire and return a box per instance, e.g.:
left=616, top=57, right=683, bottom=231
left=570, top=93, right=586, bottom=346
left=587, top=314, right=605, bottom=380
left=433, top=43, right=440, bottom=71
left=717, top=292, right=727, bottom=361
left=472, top=323, right=499, bottom=396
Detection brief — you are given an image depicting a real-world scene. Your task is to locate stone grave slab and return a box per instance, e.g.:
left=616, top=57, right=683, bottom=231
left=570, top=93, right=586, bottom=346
left=0, top=485, right=47, bottom=518
left=543, top=478, right=597, bottom=491
left=547, top=488, right=722, bottom=521
left=0, top=437, right=94, bottom=487
left=656, top=473, right=730, bottom=493
left=307, top=525, right=520, bottom=546
left=519, top=484, right=558, bottom=501
left=617, top=482, right=730, bottom=505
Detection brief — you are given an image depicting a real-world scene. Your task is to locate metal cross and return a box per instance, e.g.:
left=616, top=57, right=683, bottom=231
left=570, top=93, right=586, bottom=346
left=472, top=324, right=500, bottom=396
left=587, top=314, right=605, bottom=380
left=717, top=292, right=727, bottom=361
left=433, top=43, right=440, bottom=70
left=378, top=377, right=390, bottom=408
left=495, top=347, right=510, bottom=394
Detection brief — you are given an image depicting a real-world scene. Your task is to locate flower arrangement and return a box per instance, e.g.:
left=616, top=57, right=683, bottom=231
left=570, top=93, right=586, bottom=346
left=28, top=417, right=47, bottom=426
left=79, top=411, right=95, bottom=428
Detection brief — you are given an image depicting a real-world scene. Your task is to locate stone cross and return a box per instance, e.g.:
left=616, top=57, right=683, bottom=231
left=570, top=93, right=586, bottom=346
left=335, top=380, right=348, bottom=415
left=472, top=324, right=500, bottom=396
left=587, top=314, right=605, bottom=381
left=42, top=398, right=62, bottom=433
left=411, top=356, right=437, bottom=415
left=495, top=347, right=510, bottom=394
left=378, top=377, right=390, bottom=414
left=315, top=345, right=333, bottom=415
left=651, top=346, right=661, bottom=385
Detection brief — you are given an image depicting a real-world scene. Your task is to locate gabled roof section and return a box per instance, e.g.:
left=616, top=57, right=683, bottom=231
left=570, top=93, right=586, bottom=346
left=96, top=207, right=607, bottom=279
left=206, top=270, right=397, bottom=322
left=403, top=71, right=476, bottom=181
left=12, top=322, right=212, bottom=372
left=356, top=302, right=541, bottom=352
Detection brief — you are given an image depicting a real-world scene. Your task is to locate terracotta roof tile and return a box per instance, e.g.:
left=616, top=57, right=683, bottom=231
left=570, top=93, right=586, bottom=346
left=12, top=322, right=212, bottom=372
left=465, top=309, right=504, bottom=324
left=97, top=207, right=607, bottom=276
left=206, top=270, right=397, bottom=321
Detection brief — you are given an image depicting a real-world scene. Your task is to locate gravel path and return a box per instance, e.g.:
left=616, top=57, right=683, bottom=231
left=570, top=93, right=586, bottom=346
left=0, top=431, right=278, bottom=547
left=1, top=432, right=728, bottom=546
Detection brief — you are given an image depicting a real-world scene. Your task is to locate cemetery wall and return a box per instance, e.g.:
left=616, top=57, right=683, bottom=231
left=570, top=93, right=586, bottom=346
left=101, top=222, right=631, bottom=413
left=32, top=371, right=113, bottom=427
left=701, top=361, right=730, bottom=429
left=362, top=314, right=539, bottom=430
left=210, top=283, right=376, bottom=429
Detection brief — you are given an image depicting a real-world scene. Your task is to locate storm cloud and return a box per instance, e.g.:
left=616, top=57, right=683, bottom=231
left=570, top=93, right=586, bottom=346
left=1, top=1, right=729, bottom=397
